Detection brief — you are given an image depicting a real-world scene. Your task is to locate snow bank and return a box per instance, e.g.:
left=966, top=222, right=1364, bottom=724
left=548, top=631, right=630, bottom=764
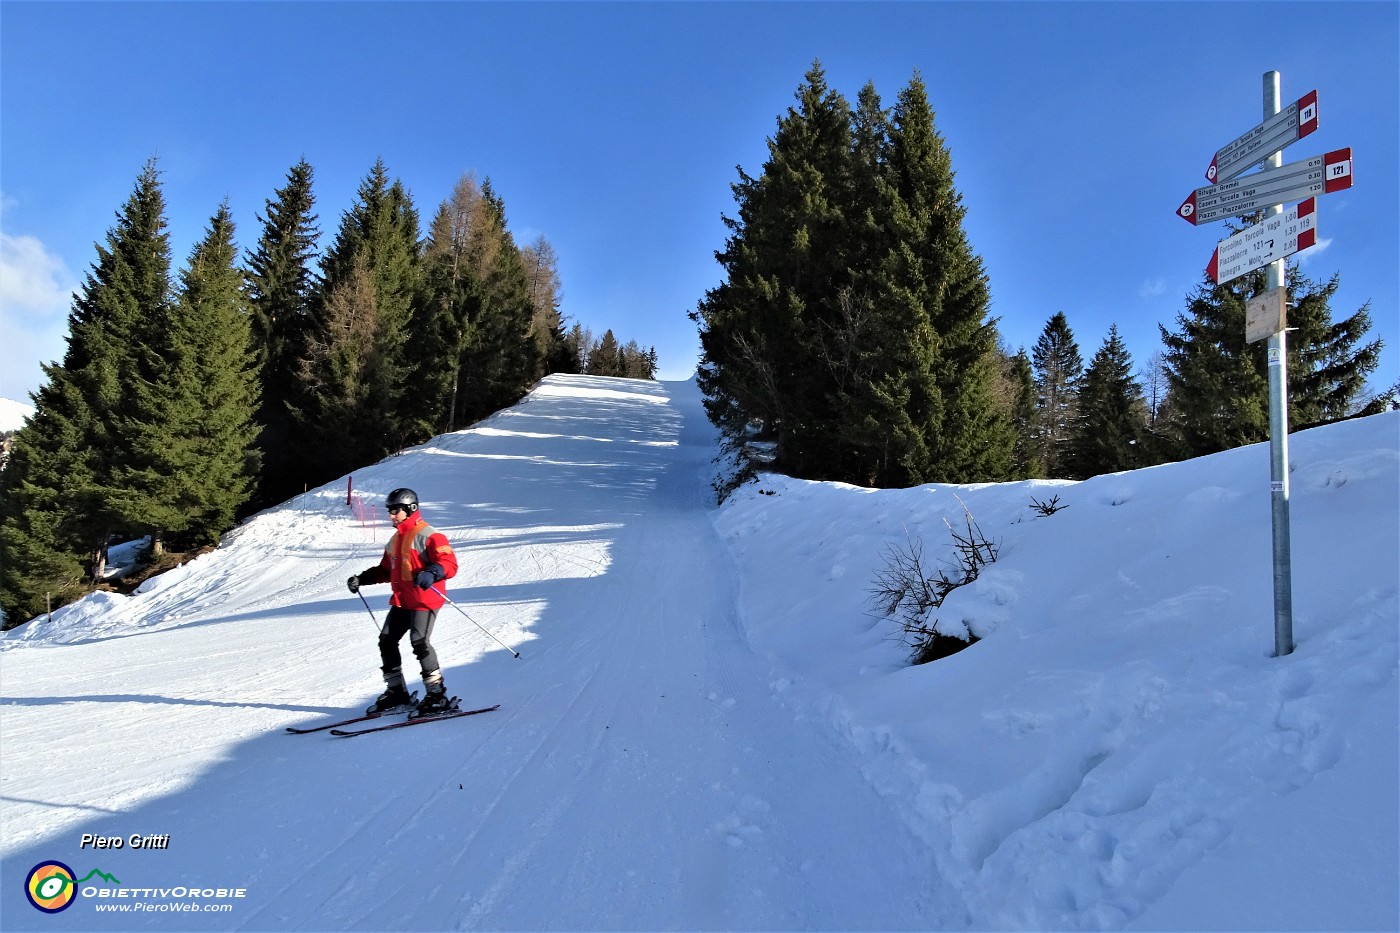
left=715, top=411, right=1399, bottom=930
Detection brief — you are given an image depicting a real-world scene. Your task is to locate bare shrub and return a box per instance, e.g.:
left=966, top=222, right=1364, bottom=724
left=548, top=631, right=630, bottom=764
left=868, top=498, right=997, bottom=664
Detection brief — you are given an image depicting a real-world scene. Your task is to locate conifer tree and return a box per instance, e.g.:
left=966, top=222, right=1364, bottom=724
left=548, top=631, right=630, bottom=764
left=0, top=160, right=172, bottom=617
left=520, top=235, right=569, bottom=377
left=1065, top=325, right=1146, bottom=479
left=586, top=330, right=622, bottom=376
left=110, top=203, right=261, bottom=552
left=454, top=181, right=541, bottom=422
left=0, top=393, right=92, bottom=621
left=881, top=73, right=1012, bottom=483
left=1031, top=312, right=1083, bottom=475
left=997, top=346, right=1041, bottom=477
left=564, top=323, right=592, bottom=374
left=294, top=159, right=422, bottom=480
left=418, top=176, right=484, bottom=433
left=695, top=62, right=859, bottom=477
left=695, top=65, right=1012, bottom=487
left=245, top=160, right=319, bottom=507
left=1159, top=267, right=1383, bottom=458
left=1285, top=272, right=1383, bottom=425
left=820, top=81, right=941, bottom=486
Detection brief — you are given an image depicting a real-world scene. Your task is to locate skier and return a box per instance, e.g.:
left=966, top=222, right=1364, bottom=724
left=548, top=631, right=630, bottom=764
left=347, top=487, right=460, bottom=717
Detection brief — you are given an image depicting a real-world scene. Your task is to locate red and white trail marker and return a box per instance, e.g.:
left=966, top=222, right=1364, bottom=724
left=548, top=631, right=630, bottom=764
left=1207, top=198, right=1318, bottom=285
left=1179, top=148, right=1351, bottom=226
left=1206, top=90, right=1319, bottom=183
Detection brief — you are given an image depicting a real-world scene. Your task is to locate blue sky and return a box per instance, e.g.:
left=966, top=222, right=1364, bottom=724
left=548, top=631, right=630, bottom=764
left=2, top=1, right=1396, bottom=405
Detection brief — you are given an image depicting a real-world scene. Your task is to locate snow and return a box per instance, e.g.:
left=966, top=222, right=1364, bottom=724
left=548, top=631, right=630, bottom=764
left=0, top=396, right=35, bottom=432
left=2, top=374, right=1396, bottom=932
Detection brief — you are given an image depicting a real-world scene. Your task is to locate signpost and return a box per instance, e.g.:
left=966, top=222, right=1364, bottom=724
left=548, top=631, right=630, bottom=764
left=1207, top=197, right=1317, bottom=285
left=1178, top=148, right=1352, bottom=225
left=1206, top=90, right=1318, bottom=183
left=1178, top=72, right=1359, bottom=659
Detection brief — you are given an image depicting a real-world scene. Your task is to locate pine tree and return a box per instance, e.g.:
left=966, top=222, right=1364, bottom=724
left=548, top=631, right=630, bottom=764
left=1065, top=325, right=1146, bottom=479
left=819, top=81, right=942, bottom=486
left=245, top=160, right=319, bottom=507
left=1031, top=312, right=1083, bottom=475
left=109, top=203, right=261, bottom=553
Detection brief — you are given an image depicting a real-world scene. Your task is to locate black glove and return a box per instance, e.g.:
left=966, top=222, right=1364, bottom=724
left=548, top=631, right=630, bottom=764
left=415, top=564, right=444, bottom=590
left=347, top=575, right=361, bottom=594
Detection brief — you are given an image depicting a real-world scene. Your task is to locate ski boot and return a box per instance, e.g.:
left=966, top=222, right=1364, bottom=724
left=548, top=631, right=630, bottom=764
left=366, top=685, right=416, bottom=716
left=414, top=685, right=458, bottom=718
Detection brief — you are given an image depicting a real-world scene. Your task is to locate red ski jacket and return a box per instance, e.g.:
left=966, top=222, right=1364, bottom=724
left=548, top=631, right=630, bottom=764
left=358, top=511, right=458, bottom=611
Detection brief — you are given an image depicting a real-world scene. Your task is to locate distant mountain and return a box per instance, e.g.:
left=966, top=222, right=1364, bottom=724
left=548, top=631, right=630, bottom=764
left=0, top=397, right=35, bottom=433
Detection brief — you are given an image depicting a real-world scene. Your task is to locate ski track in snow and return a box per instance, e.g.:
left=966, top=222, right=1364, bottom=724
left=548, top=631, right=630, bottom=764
left=1, top=377, right=1395, bottom=932
left=1, top=378, right=943, bottom=931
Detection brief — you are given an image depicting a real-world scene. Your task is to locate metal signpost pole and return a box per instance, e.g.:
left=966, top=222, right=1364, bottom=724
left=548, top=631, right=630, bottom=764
left=1263, top=71, right=1295, bottom=657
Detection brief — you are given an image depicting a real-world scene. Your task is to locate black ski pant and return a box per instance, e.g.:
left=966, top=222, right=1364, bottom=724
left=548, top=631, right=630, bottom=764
left=378, top=607, right=441, bottom=688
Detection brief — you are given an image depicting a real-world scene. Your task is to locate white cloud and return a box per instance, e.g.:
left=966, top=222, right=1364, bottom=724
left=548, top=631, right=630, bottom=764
left=1294, top=236, right=1332, bottom=265
left=0, top=231, right=77, bottom=400
left=1137, top=277, right=1168, bottom=299
left=0, top=232, right=75, bottom=316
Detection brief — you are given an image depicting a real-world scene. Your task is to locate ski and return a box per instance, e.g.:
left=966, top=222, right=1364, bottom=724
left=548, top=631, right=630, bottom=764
left=330, top=703, right=500, bottom=737
left=285, top=692, right=420, bottom=734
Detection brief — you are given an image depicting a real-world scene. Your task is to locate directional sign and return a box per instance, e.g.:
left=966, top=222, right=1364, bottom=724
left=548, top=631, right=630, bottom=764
left=1245, top=287, right=1288, bottom=344
left=1207, top=198, right=1317, bottom=285
left=1207, top=90, right=1318, bottom=183
left=1178, top=148, right=1352, bottom=225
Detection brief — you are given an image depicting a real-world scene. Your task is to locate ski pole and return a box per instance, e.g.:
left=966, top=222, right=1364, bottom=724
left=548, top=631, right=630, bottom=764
left=356, top=589, right=380, bottom=630
left=431, top=585, right=522, bottom=658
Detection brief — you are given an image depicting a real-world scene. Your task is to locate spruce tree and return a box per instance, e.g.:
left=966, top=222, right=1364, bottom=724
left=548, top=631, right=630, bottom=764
left=999, top=346, right=1041, bottom=477
left=694, top=62, right=859, bottom=478
left=1285, top=271, right=1383, bottom=425
left=417, top=179, right=482, bottom=433
left=695, top=65, right=1011, bottom=487
left=881, top=73, right=1012, bottom=483
left=246, top=159, right=319, bottom=507
left=110, top=203, right=261, bottom=552
left=0, top=160, right=172, bottom=617
left=454, top=181, right=541, bottom=422
left=1160, top=267, right=1383, bottom=459
left=294, top=160, right=422, bottom=480
left=0, top=390, right=92, bottom=621
left=1065, top=325, right=1146, bottom=479
left=564, top=323, right=591, bottom=374
left=586, top=330, right=622, bottom=376
left=1031, top=312, right=1084, bottom=475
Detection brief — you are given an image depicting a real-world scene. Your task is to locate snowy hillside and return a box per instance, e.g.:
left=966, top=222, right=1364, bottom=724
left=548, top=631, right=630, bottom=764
left=0, top=396, right=34, bottom=432
left=2, top=375, right=1396, bottom=931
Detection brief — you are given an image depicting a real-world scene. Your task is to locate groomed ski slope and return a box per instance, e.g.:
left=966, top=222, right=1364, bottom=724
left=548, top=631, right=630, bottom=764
left=2, top=375, right=1396, bottom=932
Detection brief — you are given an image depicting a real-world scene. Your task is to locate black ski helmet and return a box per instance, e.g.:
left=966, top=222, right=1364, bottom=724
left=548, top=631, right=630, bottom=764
left=386, top=487, right=419, bottom=513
